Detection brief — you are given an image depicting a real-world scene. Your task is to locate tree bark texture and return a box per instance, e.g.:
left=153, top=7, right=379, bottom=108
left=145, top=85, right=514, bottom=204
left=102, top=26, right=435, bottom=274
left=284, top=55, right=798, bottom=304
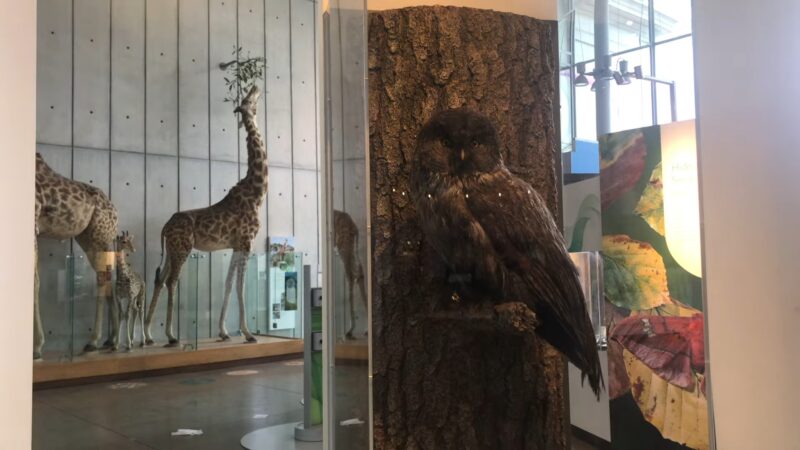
left=368, top=6, right=567, bottom=450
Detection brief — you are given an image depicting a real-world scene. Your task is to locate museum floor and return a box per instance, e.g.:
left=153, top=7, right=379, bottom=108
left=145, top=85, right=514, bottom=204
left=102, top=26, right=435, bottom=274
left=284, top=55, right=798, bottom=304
left=33, top=359, right=600, bottom=450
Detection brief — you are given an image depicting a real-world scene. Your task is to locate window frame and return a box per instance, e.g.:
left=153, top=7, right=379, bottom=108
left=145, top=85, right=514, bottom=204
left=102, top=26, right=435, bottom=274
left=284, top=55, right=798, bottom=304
left=560, top=0, right=693, bottom=150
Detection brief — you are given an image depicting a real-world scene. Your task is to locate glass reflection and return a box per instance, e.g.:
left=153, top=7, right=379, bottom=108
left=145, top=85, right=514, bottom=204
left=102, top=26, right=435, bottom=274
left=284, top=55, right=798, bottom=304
left=324, top=0, right=371, bottom=448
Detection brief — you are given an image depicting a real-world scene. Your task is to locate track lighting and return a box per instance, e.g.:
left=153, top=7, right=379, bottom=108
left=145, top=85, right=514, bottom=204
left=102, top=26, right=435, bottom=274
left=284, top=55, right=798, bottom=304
left=575, top=62, right=589, bottom=87
left=613, top=60, right=632, bottom=85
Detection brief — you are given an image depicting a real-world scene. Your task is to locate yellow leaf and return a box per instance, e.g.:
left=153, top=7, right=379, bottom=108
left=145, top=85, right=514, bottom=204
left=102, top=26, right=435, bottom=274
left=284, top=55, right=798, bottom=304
left=624, top=349, right=709, bottom=450
left=602, top=235, right=670, bottom=310
left=634, top=296, right=701, bottom=318
left=634, top=163, right=665, bottom=236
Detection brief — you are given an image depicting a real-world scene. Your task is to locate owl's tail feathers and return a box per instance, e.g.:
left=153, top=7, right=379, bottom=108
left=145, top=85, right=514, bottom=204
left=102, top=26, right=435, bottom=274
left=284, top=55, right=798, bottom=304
left=539, top=312, right=604, bottom=399
left=575, top=333, right=605, bottom=400
left=528, top=270, right=605, bottom=399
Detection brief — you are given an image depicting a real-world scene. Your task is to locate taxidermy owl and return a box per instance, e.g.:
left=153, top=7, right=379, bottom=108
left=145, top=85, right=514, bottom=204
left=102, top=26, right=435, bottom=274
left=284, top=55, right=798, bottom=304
left=410, top=108, right=603, bottom=396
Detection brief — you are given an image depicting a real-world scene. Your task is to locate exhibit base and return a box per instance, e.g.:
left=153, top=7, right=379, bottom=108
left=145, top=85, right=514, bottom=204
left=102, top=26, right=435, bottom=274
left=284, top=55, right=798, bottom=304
left=33, top=337, right=302, bottom=385
left=294, top=422, right=322, bottom=442
left=240, top=423, right=322, bottom=450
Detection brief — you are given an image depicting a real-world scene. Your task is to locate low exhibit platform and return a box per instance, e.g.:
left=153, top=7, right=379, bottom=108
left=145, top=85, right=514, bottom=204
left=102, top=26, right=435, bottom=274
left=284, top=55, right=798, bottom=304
left=334, top=337, right=369, bottom=362
left=34, top=336, right=303, bottom=387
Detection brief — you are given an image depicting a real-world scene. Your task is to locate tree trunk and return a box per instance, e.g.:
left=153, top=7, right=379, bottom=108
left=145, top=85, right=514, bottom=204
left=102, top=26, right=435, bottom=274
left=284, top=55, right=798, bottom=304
left=368, top=6, right=567, bottom=450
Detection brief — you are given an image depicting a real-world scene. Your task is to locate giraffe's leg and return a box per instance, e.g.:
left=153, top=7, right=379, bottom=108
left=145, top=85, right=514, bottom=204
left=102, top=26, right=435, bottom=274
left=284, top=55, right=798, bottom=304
left=164, top=279, right=178, bottom=347
left=235, top=251, right=256, bottom=343
left=33, top=245, right=44, bottom=360
left=356, top=267, right=369, bottom=338
left=125, top=298, right=134, bottom=350
left=345, top=275, right=356, bottom=340
left=76, top=243, right=115, bottom=352
left=138, top=290, right=146, bottom=347
left=144, top=261, right=169, bottom=345
left=105, top=287, right=120, bottom=352
left=164, top=252, right=189, bottom=347
left=218, top=253, right=239, bottom=341
left=84, top=271, right=107, bottom=352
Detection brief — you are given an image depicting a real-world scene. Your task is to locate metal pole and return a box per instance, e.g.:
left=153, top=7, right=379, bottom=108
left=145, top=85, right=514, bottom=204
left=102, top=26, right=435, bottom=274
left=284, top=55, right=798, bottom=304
left=669, top=81, right=678, bottom=122
left=594, top=0, right=611, bottom=136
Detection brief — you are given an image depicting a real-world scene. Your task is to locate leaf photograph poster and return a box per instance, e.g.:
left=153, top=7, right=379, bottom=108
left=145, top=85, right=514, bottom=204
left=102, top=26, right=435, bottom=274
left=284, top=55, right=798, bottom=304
left=599, top=123, right=708, bottom=450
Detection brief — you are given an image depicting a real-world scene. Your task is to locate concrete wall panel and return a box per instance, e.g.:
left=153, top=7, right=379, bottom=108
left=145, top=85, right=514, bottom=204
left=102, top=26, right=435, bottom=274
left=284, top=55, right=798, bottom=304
left=209, top=0, right=239, bottom=162
left=293, top=168, right=319, bottom=275
left=265, top=0, right=293, bottom=167
left=268, top=166, right=294, bottom=238
left=36, top=0, right=73, bottom=146
left=73, top=0, right=111, bottom=149
left=290, top=0, right=317, bottom=170
left=111, top=0, right=146, bottom=152
left=237, top=0, right=268, bottom=166
left=145, top=0, right=179, bottom=156
left=179, top=0, right=210, bottom=159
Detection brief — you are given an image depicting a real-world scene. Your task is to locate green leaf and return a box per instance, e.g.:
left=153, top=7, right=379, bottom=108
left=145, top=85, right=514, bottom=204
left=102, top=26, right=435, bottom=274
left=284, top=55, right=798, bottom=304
left=602, top=235, right=669, bottom=310
left=634, top=163, right=665, bottom=236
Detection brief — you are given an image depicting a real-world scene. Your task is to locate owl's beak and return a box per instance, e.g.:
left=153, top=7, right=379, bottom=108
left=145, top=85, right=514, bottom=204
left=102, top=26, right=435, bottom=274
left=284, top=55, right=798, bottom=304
left=459, top=149, right=466, bottom=161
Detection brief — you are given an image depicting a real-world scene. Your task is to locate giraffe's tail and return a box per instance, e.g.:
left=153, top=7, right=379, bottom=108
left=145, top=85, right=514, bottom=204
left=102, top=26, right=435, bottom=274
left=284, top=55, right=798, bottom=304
left=154, top=229, right=167, bottom=285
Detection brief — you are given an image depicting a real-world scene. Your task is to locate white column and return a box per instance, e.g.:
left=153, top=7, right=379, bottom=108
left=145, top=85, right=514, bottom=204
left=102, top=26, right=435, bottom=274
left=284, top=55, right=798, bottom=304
left=0, top=0, right=36, bottom=448
left=693, top=0, right=800, bottom=448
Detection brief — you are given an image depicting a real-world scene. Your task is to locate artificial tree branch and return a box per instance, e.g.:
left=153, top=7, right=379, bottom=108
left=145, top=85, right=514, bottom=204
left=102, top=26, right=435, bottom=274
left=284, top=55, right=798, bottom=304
left=424, top=301, right=538, bottom=336
left=218, top=57, right=264, bottom=70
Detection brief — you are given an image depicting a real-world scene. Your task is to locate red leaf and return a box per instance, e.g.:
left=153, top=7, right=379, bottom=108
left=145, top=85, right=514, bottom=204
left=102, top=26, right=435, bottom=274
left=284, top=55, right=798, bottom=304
left=600, top=133, right=647, bottom=208
left=610, top=314, right=705, bottom=390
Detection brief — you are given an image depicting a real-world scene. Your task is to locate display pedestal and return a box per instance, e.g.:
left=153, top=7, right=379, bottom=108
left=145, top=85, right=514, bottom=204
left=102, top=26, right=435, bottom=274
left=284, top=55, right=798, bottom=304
left=242, top=265, right=322, bottom=449
left=240, top=423, right=321, bottom=450
left=294, top=422, right=322, bottom=442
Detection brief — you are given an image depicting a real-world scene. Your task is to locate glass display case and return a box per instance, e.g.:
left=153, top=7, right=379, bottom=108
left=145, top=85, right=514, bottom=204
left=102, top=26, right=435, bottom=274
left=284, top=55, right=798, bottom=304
left=266, top=251, right=304, bottom=338
left=323, top=0, right=371, bottom=448
left=33, top=0, right=322, bottom=374
left=37, top=250, right=200, bottom=362
left=36, top=249, right=312, bottom=362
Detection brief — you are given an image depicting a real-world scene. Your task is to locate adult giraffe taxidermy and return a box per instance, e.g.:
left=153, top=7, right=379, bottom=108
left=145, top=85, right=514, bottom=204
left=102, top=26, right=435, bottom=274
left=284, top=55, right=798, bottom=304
left=334, top=209, right=368, bottom=339
left=144, top=85, right=267, bottom=346
left=35, top=153, right=120, bottom=359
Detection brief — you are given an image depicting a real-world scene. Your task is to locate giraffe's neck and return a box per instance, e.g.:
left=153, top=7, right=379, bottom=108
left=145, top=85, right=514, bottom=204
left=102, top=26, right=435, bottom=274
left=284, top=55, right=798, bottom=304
left=240, top=112, right=268, bottom=197
left=116, top=253, right=134, bottom=281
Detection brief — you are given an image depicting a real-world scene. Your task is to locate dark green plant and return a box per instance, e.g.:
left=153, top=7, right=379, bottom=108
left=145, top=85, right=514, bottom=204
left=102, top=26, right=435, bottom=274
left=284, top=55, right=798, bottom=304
left=220, top=45, right=266, bottom=108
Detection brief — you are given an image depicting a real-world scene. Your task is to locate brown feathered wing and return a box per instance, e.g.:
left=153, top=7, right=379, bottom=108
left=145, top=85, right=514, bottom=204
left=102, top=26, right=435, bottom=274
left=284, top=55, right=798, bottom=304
left=465, top=167, right=604, bottom=397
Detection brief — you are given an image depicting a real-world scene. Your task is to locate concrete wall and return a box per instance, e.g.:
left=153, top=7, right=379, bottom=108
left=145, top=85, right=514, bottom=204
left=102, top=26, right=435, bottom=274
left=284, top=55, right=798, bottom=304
left=693, top=0, right=800, bottom=448
left=36, top=0, right=320, bottom=346
left=0, top=0, right=36, bottom=447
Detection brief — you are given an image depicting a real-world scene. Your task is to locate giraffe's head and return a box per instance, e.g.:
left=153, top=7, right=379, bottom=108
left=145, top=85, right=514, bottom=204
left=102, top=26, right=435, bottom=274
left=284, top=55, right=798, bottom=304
left=234, top=85, right=262, bottom=117
left=115, top=231, right=136, bottom=254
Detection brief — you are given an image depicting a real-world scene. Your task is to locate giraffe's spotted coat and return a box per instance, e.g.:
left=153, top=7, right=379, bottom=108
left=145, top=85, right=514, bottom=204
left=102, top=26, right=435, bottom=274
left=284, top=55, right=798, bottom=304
left=145, top=86, right=268, bottom=345
left=35, top=153, right=120, bottom=358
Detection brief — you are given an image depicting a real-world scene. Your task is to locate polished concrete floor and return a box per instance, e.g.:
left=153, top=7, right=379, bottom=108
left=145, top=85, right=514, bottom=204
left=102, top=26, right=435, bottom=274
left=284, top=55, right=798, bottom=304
left=34, top=360, right=307, bottom=450
left=34, top=359, right=599, bottom=450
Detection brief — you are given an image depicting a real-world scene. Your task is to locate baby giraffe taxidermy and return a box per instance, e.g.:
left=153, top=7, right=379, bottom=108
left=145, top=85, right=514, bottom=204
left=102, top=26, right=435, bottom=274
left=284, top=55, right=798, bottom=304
left=144, top=85, right=267, bottom=346
left=115, top=232, right=146, bottom=350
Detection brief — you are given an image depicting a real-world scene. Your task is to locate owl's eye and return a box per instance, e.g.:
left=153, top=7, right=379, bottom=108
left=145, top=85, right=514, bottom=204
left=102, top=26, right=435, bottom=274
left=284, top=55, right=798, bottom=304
left=441, top=138, right=452, bottom=147
left=472, top=140, right=479, bottom=147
